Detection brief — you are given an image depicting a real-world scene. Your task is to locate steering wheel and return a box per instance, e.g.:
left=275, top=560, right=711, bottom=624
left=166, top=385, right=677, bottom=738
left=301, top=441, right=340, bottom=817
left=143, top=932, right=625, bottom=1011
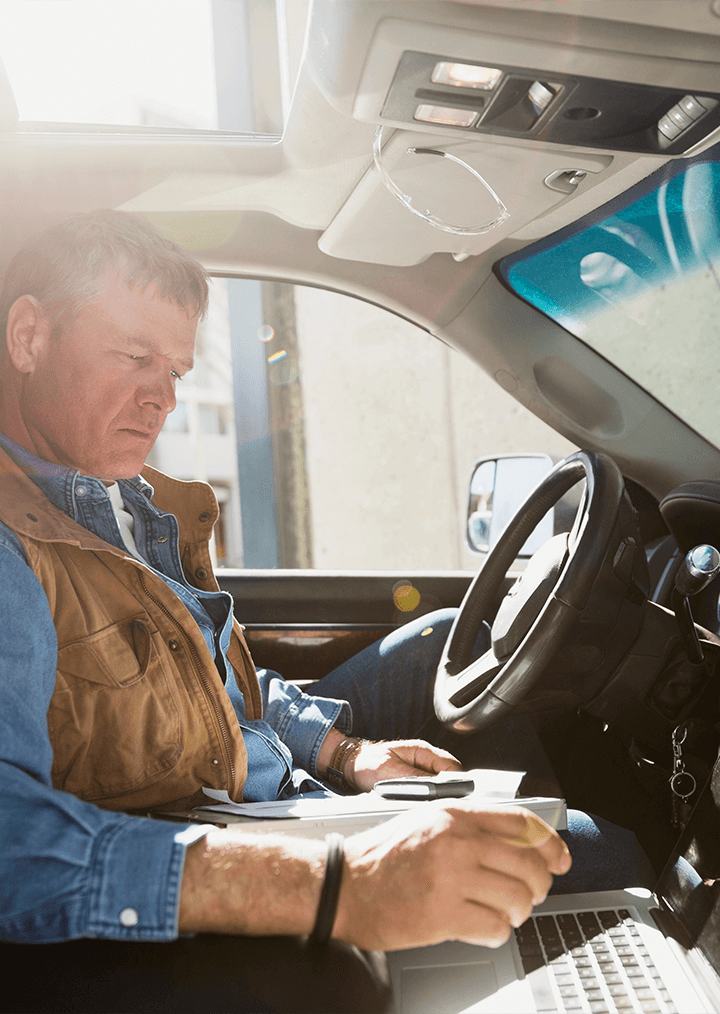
left=434, top=450, right=626, bottom=732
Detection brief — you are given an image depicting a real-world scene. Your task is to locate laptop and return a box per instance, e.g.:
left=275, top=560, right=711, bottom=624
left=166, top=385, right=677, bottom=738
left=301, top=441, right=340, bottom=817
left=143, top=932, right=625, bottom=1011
left=385, top=755, right=720, bottom=1014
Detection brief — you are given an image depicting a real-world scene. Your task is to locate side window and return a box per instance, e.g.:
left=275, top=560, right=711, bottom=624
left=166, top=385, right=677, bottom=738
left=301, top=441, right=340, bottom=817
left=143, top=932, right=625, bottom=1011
left=149, top=279, right=243, bottom=568
left=149, top=278, right=575, bottom=571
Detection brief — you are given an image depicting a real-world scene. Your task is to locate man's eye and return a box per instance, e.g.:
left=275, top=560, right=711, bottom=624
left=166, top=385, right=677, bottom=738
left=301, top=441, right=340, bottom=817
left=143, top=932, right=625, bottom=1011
left=170, top=369, right=184, bottom=381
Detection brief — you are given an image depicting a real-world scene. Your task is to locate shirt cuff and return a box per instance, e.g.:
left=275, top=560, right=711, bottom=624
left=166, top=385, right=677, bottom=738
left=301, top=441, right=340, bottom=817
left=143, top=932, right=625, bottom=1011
left=84, top=817, right=211, bottom=941
left=262, top=675, right=353, bottom=777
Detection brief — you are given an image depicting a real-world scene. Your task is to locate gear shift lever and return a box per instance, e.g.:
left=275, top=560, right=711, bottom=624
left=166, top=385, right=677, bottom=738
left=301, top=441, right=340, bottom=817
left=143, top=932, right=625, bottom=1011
left=672, top=544, right=720, bottom=663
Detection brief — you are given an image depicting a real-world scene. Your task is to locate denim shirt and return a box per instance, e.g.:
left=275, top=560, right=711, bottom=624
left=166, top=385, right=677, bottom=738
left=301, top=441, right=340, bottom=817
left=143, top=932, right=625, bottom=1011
left=0, top=434, right=351, bottom=943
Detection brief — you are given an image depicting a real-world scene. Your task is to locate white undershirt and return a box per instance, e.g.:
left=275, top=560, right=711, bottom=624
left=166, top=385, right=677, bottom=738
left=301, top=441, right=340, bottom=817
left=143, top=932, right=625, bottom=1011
left=106, top=482, right=145, bottom=562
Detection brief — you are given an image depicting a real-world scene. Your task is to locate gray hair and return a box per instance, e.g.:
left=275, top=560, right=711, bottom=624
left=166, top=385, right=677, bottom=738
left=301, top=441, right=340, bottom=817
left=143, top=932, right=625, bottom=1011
left=0, top=209, right=209, bottom=334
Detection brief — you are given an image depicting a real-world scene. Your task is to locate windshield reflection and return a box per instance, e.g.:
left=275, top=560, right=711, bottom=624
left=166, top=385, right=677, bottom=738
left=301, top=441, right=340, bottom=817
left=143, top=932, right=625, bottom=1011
left=503, top=152, right=720, bottom=446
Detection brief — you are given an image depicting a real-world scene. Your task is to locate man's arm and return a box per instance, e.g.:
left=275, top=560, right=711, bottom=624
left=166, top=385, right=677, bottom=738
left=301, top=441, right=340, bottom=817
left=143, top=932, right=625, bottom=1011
left=178, top=804, right=571, bottom=950
left=184, top=646, right=572, bottom=949
left=0, top=540, right=571, bottom=948
left=0, top=538, right=207, bottom=943
left=243, top=671, right=463, bottom=791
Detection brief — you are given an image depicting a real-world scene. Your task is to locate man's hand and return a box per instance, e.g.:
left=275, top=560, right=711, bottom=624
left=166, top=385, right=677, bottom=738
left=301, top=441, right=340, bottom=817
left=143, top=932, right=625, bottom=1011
left=349, top=738, right=462, bottom=792
left=178, top=802, right=571, bottom=953
left=335, top=803, right=572, bottom=952
left=316, top=727, right=462, bottom=792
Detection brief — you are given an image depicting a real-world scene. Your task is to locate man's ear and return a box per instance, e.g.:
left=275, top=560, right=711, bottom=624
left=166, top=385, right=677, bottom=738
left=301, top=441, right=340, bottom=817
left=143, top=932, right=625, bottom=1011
left=5, top=295, right=51, bottom=374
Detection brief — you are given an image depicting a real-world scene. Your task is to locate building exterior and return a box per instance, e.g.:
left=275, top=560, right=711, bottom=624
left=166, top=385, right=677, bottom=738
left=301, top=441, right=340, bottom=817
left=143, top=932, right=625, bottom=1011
left=148, top=279, right=244, bottom=567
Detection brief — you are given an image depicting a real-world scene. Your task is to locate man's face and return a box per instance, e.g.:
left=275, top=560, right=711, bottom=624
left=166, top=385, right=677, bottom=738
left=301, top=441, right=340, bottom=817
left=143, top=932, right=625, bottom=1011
left=17, top=272, right=197, bottom=479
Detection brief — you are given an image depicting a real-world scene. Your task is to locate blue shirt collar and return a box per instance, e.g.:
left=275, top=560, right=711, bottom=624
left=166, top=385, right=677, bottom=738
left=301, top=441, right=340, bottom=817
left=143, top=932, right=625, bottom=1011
left=0, top=431, right=154, bottom=522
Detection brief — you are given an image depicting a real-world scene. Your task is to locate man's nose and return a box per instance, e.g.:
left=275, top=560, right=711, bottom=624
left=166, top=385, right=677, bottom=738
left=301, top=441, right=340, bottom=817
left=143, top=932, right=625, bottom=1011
left=137, top=369, right=177, bottom=414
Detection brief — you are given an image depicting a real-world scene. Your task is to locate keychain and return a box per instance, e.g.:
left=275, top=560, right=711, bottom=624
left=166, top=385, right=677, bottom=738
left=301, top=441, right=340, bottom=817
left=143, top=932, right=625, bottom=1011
left=670, top=721, right=697, bottom=831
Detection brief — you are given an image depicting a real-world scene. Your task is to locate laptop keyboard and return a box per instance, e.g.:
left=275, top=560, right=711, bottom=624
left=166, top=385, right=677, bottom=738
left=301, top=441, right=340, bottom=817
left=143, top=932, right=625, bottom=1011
left=515, top=908, right=678, bottom=1013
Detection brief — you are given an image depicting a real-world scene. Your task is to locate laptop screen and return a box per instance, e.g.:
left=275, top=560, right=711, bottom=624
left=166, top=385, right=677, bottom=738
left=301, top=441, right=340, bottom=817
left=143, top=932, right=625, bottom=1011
left=656, top=748, right=720, bottom=978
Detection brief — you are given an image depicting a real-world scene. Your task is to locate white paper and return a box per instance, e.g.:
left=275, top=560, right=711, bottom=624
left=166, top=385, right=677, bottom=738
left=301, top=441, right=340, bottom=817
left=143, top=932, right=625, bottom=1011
left=196, top=769, right=526, bottom=820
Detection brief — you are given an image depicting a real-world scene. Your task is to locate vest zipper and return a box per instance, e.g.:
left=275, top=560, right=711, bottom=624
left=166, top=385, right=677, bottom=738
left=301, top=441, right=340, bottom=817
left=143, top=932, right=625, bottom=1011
left=138, top=571, right=236, bottom=789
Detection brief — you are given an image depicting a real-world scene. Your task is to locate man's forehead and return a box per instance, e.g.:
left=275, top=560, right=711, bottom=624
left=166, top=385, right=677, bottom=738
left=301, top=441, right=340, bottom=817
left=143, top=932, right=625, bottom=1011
left=81, top=268, right=198, bottom=317
left=83, top=272, right=198, bottom=342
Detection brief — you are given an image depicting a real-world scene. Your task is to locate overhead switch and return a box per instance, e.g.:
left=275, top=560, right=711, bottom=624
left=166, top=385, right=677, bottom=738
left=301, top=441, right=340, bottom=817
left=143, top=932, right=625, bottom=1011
left=678, top=95, right=708, bottom=119
left=658, top=94, right=715, bottom=145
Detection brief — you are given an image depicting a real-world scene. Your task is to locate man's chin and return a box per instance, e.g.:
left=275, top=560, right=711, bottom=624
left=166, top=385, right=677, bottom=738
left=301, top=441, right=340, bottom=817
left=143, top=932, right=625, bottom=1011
left=45, top=446, right=148, bottom=481
left=87, top=435, right=157, bottom=480
left=85, top=457, right=149, bottom=481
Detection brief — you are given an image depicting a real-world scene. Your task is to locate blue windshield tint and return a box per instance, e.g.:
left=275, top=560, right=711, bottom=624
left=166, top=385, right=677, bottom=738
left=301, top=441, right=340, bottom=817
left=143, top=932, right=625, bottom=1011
left=501, top=156, right=720, bottom=445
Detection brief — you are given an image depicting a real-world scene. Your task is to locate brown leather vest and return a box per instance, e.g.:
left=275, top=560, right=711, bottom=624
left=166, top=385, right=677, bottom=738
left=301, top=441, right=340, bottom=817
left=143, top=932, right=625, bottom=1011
left=0, top=448, right=261, bottom=812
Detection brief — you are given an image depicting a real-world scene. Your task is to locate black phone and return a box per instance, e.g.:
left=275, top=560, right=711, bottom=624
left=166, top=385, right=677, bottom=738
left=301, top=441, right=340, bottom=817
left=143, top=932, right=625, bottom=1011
left=373, top=775, right=475, bottom=801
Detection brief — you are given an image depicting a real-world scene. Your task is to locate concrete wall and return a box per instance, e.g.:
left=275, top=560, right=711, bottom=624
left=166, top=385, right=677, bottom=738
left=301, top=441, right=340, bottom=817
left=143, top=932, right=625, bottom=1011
left=294, top=286, right=576, bottom=571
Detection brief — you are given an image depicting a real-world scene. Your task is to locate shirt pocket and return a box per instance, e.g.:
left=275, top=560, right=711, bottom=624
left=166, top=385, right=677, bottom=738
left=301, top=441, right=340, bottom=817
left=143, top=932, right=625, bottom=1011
left=49, top=615, right=183, bottom=802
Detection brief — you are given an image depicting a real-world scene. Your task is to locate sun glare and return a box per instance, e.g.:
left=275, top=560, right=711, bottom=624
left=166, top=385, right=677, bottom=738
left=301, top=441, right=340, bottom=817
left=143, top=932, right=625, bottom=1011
left=0, top=0, right=218, bottom=128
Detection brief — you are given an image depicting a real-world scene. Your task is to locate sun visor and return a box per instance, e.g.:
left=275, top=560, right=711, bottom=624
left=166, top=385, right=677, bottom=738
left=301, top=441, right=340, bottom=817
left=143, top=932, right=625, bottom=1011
left=318, top=131, right=610, bottom=264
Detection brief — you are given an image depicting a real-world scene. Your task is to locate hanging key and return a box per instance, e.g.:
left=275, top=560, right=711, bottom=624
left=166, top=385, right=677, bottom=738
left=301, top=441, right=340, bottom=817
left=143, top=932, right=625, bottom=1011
left=670, top=722, right=697, bottom=801
left=670, top=722, right=697, bottom=830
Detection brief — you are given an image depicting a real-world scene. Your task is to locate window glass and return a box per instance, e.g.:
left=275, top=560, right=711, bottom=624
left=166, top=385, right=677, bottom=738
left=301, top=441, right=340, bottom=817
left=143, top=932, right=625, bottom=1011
left=0, top=0, right=218, bottom=129
left=149, top=279, right=242, bottom=568
left=155, top=279, right=575, bottom=571
left=291, top=286, right=571, bottom=572
left=199, top=405, right=229, bottom=436
left=501, top=153, right=720, bottom=447
left=162, top=402, right=190, bottom=435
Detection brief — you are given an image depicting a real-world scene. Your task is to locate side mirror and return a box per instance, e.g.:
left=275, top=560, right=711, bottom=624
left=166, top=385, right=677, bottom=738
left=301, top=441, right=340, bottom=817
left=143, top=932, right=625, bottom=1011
left=467, top=453, right=582, bottom=559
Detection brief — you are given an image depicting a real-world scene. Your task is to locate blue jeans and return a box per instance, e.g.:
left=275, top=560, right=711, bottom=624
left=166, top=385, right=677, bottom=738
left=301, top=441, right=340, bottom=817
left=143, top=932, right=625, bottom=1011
left=309, top=609, right=558, bottom=779
left=308, top=609, right=655, bottom=894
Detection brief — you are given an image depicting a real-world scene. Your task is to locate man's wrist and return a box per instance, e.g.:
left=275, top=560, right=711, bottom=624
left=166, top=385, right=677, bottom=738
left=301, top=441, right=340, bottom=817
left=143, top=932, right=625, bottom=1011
left=317, top=728, right=372, bottom=792
left=326, top=736, right=366, bottom=791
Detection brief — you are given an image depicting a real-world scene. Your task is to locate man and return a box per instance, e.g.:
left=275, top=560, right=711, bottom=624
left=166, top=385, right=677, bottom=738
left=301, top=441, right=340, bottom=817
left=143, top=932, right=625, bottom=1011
left=0, top=211, right=646, bottom=1011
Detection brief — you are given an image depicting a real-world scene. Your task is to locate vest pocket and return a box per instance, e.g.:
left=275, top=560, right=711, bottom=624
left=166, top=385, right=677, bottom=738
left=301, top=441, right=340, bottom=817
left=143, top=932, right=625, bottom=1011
left=50, top=615, right=183, bottom=802
left=55, top=616, right=153, bottom=688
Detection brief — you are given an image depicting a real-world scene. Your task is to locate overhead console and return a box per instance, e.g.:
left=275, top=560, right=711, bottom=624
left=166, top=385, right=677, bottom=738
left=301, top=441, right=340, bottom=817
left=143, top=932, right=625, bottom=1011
left=349, top=9, right=720, bottom=156
left=379, top=50, right=720, bottom=156
left=311, top=1, right=720, bottom=265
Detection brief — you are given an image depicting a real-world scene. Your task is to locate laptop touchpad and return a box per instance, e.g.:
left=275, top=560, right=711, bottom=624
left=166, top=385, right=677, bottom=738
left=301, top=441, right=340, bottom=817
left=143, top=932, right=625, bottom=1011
left=400, top=961, right=498, bottom=1014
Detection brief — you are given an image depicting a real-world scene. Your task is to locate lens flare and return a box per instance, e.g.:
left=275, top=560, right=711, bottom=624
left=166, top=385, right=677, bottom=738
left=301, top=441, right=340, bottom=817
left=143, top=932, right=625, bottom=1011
left=393, top=582, right=421, bottom=613
left=267, top=351, right=299, bottom=386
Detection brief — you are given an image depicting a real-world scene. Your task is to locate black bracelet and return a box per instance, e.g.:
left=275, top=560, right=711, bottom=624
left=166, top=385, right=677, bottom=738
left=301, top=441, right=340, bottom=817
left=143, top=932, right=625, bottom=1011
left=310, top=832, right=345, bottom=946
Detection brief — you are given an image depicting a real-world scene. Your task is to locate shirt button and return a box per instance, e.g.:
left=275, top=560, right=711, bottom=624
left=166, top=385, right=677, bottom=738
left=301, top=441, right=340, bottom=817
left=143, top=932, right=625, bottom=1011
left=156, top=536, right=168, bottom=544
left=119, top=907, right=139, bottom=927
left=195, top=568, right=208, bottom=580
left=211, top=757, right=221, bottom=766
left=76, top=486, right=87, bottom=497
left=199, top=512, right=212, bottom=523
left=168, top=639, right=180, bottom=652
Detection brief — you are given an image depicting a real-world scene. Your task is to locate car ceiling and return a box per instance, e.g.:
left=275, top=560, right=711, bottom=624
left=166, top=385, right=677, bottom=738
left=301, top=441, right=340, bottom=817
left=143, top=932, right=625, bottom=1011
left=1, top=0, right=720, bottom=500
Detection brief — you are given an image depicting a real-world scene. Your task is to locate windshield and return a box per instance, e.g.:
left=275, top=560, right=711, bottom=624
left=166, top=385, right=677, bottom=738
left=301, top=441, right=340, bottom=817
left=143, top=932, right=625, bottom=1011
left=500, top=148, right=720, bottom=447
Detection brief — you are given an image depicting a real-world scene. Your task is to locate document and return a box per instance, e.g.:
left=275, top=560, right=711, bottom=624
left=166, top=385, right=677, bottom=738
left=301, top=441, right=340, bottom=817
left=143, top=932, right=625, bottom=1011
left=193, top=770, right=567, bottom=835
